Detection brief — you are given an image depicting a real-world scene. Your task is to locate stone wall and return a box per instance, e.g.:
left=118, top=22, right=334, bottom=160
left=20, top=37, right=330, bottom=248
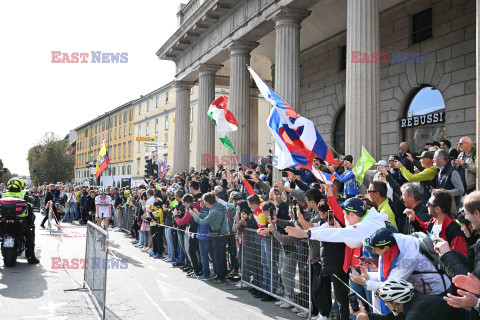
left=300, top=0, right=476, bottom=159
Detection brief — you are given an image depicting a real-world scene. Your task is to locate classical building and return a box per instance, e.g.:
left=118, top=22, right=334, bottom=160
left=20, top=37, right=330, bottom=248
left=157, top=0, right=480, bottom=183
left=74, top=101, right=135, bottom=187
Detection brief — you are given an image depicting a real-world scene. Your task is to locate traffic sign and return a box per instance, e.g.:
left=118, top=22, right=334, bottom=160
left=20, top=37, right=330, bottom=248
left=144, top=142, right=167, bottom=147
left=136, top=136, right=155, bottom=142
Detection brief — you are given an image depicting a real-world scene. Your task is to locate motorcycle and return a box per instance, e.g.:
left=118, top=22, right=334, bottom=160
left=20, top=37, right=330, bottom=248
left=0, top=197, right=27, bottom=267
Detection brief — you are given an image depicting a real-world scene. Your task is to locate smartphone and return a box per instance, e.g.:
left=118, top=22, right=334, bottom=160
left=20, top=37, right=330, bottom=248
left=328, top=210, right=335, bottom=226
left=354, top=255, right=377, bottom=267
left=349, top=293, right=360, bottom=312
left=429, top=147, right=436, bottom=152
left=350, top=266, right=361, bottom=276
left=292, top=205, right=297, bottom=220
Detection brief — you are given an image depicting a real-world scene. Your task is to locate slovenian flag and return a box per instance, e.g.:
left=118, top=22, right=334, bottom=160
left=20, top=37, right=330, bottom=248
left=248, top=67, right=339, bottom=169
left=95, top=141, right=109, bottom=178
left=208, top=96, right=238, bottom=153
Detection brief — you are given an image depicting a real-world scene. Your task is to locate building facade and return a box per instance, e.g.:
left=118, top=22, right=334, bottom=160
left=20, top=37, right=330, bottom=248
left=131, top=83, right=176, bottom=186
left=74, top=101, right=135, bottom=187
left=157, top=0, right=479, bottom=180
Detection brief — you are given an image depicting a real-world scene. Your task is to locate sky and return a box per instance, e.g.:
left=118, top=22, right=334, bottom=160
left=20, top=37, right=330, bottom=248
left=0, top=0, right=184, bottom=176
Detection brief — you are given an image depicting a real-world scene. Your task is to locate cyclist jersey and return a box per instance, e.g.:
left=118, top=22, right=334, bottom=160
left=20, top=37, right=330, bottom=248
left=95, top=195, right=112, bottom=218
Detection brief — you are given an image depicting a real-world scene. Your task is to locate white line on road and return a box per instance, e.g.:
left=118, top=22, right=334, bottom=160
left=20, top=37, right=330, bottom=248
left=157, top=272, right=169, bottom=279
left=148, top=266, right=157, bottom=271
left=110, top=250, right=171, bottom=320
left=179, top=297, right=220, bottom=320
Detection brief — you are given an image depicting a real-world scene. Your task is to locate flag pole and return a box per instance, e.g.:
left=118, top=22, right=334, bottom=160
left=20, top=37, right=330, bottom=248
left=326, top=142, right=342, bottom=159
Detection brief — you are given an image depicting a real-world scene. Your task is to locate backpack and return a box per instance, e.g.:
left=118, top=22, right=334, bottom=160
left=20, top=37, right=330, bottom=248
left=411, top=232, right=448, bottom=292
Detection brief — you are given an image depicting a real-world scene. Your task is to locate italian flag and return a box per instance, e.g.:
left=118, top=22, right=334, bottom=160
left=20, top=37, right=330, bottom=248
left=207, top=96, right=238, bottom=153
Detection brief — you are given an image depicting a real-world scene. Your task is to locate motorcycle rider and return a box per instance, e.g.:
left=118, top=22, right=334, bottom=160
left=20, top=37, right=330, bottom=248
left=1, top=178, right=39, bottom=264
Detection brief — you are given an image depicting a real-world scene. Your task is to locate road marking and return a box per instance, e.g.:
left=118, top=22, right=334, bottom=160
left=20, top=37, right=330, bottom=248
left=110, top=250, right=171, bottom=320
left=157, top=272, right=169, bottom=279
left=148, top=266, right=157, bottom=271
left=156, top=279, right=204, bottom=301
left=179, top=297, right=219, bottom=320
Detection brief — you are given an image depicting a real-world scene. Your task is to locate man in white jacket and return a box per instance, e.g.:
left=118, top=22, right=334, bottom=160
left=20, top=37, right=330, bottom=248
left=285, top=197, right=392, bottom=249
left=350, top=228, right=450, bottom=296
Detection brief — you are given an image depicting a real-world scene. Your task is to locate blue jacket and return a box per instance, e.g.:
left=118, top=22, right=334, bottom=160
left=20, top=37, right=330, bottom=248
left=333, top=169, right=359, bottom=196
left=196, top=209, right=211, bottom=241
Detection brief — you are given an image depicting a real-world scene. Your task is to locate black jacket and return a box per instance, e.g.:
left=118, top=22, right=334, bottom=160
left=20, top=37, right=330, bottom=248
left=440, top=236, right=480, bottom=279
left=85, top=196, right=96, bottom=214
left=316, top=219, right=346, bottom=276
left=368, top=292, right=466, bottom=320
left=413, top=202, right=429, bottom=222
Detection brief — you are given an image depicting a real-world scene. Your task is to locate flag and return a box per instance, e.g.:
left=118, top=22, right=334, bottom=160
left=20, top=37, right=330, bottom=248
left=311, top=167, right=335, bottom=186
left=352, top=146, right=376, bottom=184
left=208, top=96, right=238, bottom=153
left=158, top=160, right=164, bottom=178
left=95, top=141, right=109, bottom=178
left=248, top=66, right=339, bottom=169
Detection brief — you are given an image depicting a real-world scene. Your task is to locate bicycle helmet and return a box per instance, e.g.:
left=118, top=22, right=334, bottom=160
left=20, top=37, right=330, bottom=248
left=7, top=178, right=22, bottom=192
left=377, top=279, right=414, bottom=304
left=124, top=190, right=131, bottom=195
left=20, top=179, right=26, bottom=190
left=166, top=187, right=176, bottom=196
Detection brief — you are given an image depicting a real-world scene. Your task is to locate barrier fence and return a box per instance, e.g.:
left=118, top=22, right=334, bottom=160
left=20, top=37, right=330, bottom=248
left=118, top=208, right=315, bottom=316
left=240, top=228, right=311, bottom=317
left=84, top=221, right=108, bottom=320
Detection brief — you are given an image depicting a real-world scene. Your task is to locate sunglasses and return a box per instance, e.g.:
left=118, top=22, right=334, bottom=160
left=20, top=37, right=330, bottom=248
left=367, top=190, right=377, bottom=193
left=426, top=202, right=438, bottom=207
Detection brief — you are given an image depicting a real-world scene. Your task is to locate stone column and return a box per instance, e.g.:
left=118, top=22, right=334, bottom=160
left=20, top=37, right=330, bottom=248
left=345, top=0, right=380, bottom=161
left=250, top=88, right=260, bottom=160
left=270, top=6, right=310, bottom=180
left=197, top=64, right=222, bottom=170
left=271, top=6, right=311, bottom=109
left=173, top=80, right=193, bottom=173
left=228, top=41, right=258, bottom=166
left=476, top=0, right=480, bottom=189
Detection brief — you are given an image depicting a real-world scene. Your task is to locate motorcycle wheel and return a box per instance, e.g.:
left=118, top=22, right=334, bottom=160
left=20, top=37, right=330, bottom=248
left=3, top=247, right=17, bottom=267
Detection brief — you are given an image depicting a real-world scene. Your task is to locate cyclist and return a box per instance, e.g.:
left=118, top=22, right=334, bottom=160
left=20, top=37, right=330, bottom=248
left=95, top=190, right=112, bottom=229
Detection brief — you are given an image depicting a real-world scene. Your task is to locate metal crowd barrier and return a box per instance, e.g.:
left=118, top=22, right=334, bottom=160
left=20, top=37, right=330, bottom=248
left=83, top=221, right=108, bottom=320
left=240, top=228, right=311, bottom=317
left=121, top=206, right=135, bottom=233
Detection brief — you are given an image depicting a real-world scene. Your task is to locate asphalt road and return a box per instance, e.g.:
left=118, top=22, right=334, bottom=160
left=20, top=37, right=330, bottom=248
left=0, top=211, right=302, bottom=320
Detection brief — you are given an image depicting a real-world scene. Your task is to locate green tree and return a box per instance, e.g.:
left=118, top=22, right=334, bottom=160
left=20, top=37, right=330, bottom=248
left=0, top=159, right=12, bottom=184
left=27, top=133, right=75, bottom=185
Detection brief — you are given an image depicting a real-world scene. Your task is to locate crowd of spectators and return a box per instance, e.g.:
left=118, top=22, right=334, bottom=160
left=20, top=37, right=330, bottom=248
left=26, top=136, right=480, bottom=320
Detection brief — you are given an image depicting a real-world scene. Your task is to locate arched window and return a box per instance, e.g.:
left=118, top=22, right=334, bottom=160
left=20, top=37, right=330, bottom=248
left=333, top=107, right=345, bottom=156
left=127, top=165, right=131, bottom=175
left=402, top=86, right=445, bottom=153
left=122, top=166, right=126, bottom=175
left=113, top=167, right=116, bottom=176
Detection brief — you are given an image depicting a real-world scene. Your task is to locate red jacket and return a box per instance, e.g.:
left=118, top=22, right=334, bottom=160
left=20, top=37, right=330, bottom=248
left=413, top=214, right=467, bottom=256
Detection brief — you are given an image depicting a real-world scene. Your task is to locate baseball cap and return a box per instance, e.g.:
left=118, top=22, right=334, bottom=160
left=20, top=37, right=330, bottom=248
left=418, top=151, right=434, bottom=159
left=365, top=228, right=396, bottom=248
left=340, top=197, right=366, bottom=216
left=376, top=160, right=388, bottom=167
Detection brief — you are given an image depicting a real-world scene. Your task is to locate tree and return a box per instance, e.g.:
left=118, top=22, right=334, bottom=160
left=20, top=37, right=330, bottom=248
left=0, top=159, right=12, bottom=184
left=27, top=133, right=75, bottom=185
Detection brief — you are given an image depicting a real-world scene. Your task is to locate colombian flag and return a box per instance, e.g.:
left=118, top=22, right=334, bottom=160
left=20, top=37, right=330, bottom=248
left=95, top=141, right=109, bottom=178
